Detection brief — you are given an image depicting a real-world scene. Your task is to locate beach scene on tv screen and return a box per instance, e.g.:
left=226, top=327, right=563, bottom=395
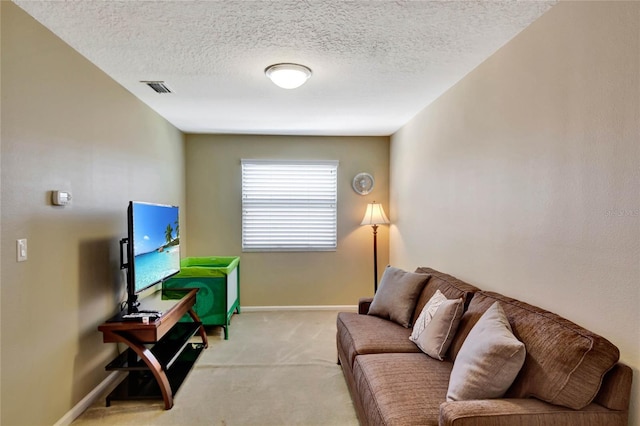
left=132, top=203, right=180, bottom=292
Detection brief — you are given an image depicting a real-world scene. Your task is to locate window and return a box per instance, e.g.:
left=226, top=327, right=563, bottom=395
left=241, top=159, right=338, bottom=251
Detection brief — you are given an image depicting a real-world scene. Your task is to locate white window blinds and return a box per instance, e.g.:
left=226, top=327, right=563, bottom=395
left=241, top=159, right=338, bottom=251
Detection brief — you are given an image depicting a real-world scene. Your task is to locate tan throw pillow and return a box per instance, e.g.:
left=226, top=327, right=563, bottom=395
left=412, top=298, right=464, bottom=360
left=410, top=289, right=447, bottom=341
left=446, top=301, right=526, bottom=401
left=368, top=266, right=430, bottom=328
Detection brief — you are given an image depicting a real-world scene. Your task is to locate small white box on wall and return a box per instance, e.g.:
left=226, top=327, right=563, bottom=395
left=52, top=190, right=72, bottom=206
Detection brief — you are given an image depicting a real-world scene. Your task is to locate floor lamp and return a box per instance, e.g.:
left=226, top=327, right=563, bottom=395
left=361, top=202, right=390, bottom=293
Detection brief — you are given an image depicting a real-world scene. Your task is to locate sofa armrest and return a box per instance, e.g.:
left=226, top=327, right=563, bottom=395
left=440, top=399, right=627, bottom=426
left=594, top=363, right=632, bottom=410
left=358, top=297, right=374, bottom=315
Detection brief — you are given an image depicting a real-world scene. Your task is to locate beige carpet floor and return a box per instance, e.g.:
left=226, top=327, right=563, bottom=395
left=72, top=310, right=359, bottom=426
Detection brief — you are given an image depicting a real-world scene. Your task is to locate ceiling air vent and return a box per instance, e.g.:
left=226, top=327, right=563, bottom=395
left=141, top=81, right=173, bottom=94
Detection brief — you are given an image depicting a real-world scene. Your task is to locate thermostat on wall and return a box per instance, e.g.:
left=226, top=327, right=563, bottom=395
left=52, top=190, right=72, bottom=206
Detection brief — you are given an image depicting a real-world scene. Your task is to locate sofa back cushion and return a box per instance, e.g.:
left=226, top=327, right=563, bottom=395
left=449, top=291, right=620, bottom=410
left=412, top=267, right=479, bottom=326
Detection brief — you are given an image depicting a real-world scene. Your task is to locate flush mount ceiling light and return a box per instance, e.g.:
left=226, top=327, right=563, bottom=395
left=265, top=63, right=312, bottom=89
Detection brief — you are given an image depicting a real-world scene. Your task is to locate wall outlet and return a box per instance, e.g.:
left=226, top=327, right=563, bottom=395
left=17, top=239, right=28, bottom=262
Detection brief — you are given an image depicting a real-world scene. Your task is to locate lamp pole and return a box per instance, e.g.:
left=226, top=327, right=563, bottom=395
left=372, top=223, right=379, bottom=292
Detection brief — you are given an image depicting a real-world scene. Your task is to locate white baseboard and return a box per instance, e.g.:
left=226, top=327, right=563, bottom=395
left=54, top=371, right=126, bottom=426
left=241, top=305, right=357, bottom=312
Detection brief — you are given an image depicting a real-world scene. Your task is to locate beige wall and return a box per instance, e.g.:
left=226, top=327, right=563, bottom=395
left=185, top=134, right=389, bottom=306
left=390, top=1, right=639, bottom=424
left=5, top=0, right=636, bottom=424
left=1, top=4, right=185, bottom=425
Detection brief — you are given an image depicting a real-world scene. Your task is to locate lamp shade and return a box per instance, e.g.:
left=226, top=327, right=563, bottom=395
left=265, top=63, right=312, bottom=89
left=361, top=202, right=390, bottom=226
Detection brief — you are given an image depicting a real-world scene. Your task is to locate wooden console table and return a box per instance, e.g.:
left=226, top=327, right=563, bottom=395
left=98, top=288, right=208, bottom=409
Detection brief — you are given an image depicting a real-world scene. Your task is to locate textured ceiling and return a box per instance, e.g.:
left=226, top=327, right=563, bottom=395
left=14, top=0, right=556, bottom=136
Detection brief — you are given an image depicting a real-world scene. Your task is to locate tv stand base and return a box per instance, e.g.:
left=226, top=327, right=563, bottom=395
left=99, top=289, right=208, bottom=409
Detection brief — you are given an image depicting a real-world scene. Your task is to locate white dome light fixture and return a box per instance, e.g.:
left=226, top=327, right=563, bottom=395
left=265, top=63, right=312, bottom=89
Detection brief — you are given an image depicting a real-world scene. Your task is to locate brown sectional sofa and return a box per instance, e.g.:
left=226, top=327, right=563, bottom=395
left=336, top=267, right=633, bottom=425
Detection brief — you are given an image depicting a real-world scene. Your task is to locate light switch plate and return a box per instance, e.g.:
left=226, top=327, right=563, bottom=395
left=17, top=239, right=27, bottom=262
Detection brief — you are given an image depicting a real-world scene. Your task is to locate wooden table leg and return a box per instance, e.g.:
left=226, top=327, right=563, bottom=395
left=188, top=308, right=209, bottom=348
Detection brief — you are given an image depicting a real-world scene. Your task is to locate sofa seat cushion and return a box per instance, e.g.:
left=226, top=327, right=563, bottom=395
left=337, top=312, right=419, bottom=368
left=354, top=353, right=453, bottom=426
left=449, top=291, right=620, bottom=410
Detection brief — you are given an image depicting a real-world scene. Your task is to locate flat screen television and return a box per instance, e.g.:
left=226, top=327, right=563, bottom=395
left=122, top=201, right=181, bottom=312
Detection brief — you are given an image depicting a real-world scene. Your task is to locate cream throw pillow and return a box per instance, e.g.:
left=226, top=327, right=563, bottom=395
left=446, top=301, right=526, bottom=401
left=410, top=289, right=447, bottom=341
left=413, top=297, right=464, bottom=360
